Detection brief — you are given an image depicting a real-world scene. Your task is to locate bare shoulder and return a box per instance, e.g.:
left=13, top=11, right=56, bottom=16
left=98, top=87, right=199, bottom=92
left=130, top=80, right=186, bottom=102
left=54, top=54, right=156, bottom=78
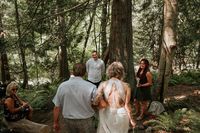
left=5, top=97, right=14, bottom=104
left=146, top=71, right=152, bottom=76
left=121, top=81, right=130, bottom=87
left=146, top=71, right=152, bottom=74
left=121, top=82, right=131, bottom=91
left=98, top=81, right=107, bottom=90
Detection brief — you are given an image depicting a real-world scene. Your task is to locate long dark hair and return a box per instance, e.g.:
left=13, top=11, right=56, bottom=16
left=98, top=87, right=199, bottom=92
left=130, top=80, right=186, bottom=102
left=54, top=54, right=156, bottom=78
left=136, top=58, right=150, bottom=78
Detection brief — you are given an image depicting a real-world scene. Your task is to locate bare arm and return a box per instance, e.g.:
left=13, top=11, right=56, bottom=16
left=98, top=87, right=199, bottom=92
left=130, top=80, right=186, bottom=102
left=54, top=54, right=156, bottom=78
left=53, top=106, right=60, bottom=132
left=138, top=71, right=152, bottom=87
left=124, top=83, right=136, bottom=127
left=93, top=82, right=105, bottom=105
left=5, top=98, right=22, bottom=113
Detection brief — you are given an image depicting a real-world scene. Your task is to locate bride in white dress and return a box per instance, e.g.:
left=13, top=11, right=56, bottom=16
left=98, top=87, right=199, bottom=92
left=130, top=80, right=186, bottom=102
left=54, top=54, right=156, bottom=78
left=93, top=62, right=135, bottom=133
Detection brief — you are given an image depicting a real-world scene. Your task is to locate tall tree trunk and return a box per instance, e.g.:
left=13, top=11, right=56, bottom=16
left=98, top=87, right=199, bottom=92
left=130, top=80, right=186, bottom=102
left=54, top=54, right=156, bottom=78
left=157, top=16, right=164, bottom=66
left=56, top=0, right=70, bottom=81
left=109, top=0, right=136, bottom=92
left=14, top=0, right=28, bottom=89
left=101, top=0, right=108, bottom=58
left=155, top=0, right=177, bottom=102
left=196, top=41, right=200, bottom=69
left=0, top=13, right=10, bottom=83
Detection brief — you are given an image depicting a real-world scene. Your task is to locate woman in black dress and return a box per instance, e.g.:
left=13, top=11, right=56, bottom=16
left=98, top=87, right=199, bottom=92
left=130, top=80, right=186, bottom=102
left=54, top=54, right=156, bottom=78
left=134, top=58, right=152, bottom=120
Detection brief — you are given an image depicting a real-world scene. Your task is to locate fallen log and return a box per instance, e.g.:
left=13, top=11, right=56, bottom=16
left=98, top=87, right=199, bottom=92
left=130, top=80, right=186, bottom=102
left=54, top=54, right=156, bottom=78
left=3, top=118, right=51, bottom=133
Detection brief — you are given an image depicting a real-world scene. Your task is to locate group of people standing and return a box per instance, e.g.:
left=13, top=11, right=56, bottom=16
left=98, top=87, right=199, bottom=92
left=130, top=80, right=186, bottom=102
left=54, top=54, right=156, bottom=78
left=53, top=50, right=153, bottom=133
left=2, top=50, right=152, bottom=133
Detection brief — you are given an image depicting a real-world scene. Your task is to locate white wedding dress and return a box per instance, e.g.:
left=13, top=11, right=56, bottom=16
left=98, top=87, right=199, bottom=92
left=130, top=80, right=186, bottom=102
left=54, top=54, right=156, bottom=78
left=97, top=79, right=129, bottom=133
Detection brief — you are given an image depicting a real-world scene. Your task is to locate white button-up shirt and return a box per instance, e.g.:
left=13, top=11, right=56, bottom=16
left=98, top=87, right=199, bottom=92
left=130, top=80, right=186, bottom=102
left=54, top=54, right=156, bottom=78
left=86, top=58, right=105, bottom=83
left=53, top=77, right=97, bottom=119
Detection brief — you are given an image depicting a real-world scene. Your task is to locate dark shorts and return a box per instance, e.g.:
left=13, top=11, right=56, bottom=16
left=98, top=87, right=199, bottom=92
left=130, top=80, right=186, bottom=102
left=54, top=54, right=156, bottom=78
left=64, top=117, right=96, bottom=133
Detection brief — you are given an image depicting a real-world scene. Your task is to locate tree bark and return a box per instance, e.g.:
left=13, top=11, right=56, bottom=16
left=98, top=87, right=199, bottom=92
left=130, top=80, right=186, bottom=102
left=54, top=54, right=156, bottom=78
left=101, top=0, right=108, bottom=58
left=56, top=0, right=70, bottom=81
left=196, top=41, right=200, bottom=69
left=109, top=0, right=136, bottom=92
left=155, top=0, right=177, bottom=102
left=14, top=0, right=28, bottom=89
left=0, top=13, right=10, bottom=83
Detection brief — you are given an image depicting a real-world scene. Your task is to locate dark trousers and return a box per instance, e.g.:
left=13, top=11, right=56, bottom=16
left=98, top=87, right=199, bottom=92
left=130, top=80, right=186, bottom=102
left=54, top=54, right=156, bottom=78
left=64, top=117, right=96, bottom=133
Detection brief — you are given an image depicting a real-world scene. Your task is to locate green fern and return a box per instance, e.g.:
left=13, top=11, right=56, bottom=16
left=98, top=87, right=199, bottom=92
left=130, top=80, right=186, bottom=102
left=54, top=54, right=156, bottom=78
left=170, top=70, right=200, bottom=85
left=146, top=108, right=200, bottom=132
left=147, top=112, right=175, bottom=131
left=185, top=110, right=200, bottom=132
left=31, top=95, right=49, bottom=109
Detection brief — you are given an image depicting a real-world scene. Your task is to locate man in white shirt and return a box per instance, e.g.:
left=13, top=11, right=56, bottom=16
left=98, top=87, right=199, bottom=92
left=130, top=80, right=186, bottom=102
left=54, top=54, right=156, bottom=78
left=86, top=51, right=105, bottom=87
left=53, top=63, right=97, bottom=133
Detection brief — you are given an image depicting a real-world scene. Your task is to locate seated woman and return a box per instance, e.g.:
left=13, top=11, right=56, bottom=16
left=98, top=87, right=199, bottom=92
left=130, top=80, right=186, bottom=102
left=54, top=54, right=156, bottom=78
left=93, top=62, right=136, bottom=133
left=3, top=81, right=50, bottom=133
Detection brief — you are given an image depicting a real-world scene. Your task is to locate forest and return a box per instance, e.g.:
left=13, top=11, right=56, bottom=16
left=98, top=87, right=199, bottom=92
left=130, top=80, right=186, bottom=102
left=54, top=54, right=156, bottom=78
left=0, top=0, right=200, bottom=132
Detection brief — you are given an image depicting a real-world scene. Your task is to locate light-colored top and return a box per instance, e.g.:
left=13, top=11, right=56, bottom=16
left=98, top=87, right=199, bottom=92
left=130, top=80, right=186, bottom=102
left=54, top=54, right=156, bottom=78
left=86, top=58, right=105, bottom=83
left=53, top=77, right=97, bottom=119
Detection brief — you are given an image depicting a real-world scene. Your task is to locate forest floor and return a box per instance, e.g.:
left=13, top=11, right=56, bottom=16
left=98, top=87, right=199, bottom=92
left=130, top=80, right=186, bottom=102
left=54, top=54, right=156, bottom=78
left=32, top=84, right=200, bottom=133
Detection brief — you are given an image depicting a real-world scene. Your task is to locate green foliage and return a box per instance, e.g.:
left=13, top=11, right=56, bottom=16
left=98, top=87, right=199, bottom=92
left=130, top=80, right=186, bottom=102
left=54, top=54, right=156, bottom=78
left=30, top=95, right=49, bottom=109
left=168, top=77, right=179, bottom=86
left=133, top=0, right=163, bottom=62
left=19, top=89, right=47, bottom=109
left=169, top=70, right=200, bottom=86
left=147, top=108, right=200, bottom=132
left=186, top=110, right=200, bottom=132
left=175, top=0, right=200, bottom=69
left=18, top=83, right=58, bottom=109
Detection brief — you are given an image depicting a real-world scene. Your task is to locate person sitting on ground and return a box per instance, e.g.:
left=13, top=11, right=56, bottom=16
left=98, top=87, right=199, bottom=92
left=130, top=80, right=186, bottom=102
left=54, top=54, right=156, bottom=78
left=3, top=81, right=50, bottom=133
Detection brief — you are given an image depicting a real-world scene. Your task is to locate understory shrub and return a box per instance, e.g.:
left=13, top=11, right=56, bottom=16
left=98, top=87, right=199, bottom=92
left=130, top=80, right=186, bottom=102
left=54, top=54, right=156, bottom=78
left=146, top=108, right=200, bottom=133
left=169, top=70, right=200, bottom=86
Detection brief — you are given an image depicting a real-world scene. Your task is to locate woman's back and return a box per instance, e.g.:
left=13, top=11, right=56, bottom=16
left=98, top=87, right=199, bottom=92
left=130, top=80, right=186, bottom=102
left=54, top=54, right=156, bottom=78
left=103, top=78, right=127, bottom=108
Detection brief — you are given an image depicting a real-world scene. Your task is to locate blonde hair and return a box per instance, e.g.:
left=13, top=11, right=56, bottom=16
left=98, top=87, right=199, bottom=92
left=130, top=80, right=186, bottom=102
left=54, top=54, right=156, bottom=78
left=6, top=81, right=19, bottom=96
left=106, top=61, right=124, bottom=80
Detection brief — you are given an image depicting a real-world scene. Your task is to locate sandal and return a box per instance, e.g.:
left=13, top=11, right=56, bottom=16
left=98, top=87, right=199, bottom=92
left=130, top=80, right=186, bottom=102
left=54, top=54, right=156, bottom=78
left=132, top=112, right=139, bottom=116
left=135, top=124, right=145, bottom=130
left=136, top=115, right=144, bottom=121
